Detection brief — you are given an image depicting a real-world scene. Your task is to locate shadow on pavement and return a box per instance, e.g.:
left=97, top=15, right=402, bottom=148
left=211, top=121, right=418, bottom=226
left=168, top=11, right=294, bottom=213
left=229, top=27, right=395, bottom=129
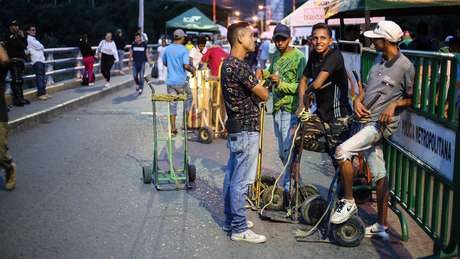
left=112, top=93, right=139, bottom=104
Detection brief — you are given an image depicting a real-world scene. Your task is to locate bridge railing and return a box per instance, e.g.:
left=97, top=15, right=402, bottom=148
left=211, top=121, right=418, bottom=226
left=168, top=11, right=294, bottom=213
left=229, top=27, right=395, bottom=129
left=7, top=44, right=159, bottom=89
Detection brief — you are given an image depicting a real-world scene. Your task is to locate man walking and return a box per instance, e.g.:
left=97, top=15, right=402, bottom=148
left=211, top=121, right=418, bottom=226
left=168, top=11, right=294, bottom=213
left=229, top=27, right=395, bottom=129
left=256, top=23, right=306, bottom=194
left=162, top=29, right=195, bottom=134
left=113, top=29, right=126, bottom=75
left=221, top=22, right=269, bottom=243
left=5, top=19, right=29, bottom=106
left=129, top=33, right=150, bottom=95
left=332, top=21, right=414, bottom=240
left=27, top=25, right=50, bottom=100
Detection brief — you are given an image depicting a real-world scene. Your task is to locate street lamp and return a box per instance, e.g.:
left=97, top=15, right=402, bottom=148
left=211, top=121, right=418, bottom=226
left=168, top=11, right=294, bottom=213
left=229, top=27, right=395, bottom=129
left=234, top=11, right=240, bottom=17
left=252, top=15, right=258, bottom=22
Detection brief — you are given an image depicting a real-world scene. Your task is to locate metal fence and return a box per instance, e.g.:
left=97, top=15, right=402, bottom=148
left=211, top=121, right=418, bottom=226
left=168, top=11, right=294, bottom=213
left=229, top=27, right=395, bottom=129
left=7, top=44, right=159, bottom=89
left=361, top=47, right=459, bottom=258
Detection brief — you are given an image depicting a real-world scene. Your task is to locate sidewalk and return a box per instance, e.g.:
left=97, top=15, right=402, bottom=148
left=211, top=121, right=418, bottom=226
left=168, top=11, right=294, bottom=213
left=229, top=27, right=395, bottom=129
left=8, top=71, right=144, bottom=132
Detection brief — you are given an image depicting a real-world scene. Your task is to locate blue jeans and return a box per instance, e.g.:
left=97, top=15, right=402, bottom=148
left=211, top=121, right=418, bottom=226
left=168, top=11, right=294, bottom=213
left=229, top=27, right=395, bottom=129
left=115, top=49, right=125, bottom=70
left=132, top=62, right=145, bottom=90
left=33, top=62, right=47, bottom=96
left=166, top=84, right=192, bottom=116
left=273, top=109, right=299, bottom=191
left=223, top=131, right=259, bottom=233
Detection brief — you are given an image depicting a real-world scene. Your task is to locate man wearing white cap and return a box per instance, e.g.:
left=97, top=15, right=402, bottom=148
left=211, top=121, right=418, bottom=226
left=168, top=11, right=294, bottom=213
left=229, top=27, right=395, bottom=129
left=162, top=29, right=196, bottom=134
left=332, top=21, right=415, bottom=240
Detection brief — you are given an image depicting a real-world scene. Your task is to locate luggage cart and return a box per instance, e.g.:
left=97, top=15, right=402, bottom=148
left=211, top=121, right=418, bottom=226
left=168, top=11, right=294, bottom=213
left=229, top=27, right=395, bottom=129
left=142, top=78, right=196, bottom=190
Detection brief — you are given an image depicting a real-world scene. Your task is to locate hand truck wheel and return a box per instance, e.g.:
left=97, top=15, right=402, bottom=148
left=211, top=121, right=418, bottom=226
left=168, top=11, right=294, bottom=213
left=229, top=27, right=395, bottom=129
left=198, top=127, right=213, bottom=144
left=331, top=215, right=365, bottom=247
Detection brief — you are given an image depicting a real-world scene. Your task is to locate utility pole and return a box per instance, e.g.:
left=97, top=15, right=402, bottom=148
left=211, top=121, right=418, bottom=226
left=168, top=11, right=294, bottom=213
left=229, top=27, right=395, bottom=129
left=213, top=0, right=216, bottom=22
left=138, top=0, right=144, bottom=31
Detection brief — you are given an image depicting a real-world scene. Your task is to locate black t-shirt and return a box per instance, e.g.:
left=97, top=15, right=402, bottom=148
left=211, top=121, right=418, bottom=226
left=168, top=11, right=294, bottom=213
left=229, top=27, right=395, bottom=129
left=303, top=48, right=351, bottom=122
left=221, top=56, right=260, bottom=133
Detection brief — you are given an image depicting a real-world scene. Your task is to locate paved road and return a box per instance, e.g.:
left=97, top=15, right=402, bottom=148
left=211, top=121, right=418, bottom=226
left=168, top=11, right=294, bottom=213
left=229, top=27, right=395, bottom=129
left=0, top=83, right=421, bottom=258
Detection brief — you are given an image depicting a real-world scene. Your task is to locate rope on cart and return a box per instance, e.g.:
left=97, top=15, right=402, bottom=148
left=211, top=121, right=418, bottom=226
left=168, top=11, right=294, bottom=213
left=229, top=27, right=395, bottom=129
left=152, top=94, right=187, bottom=102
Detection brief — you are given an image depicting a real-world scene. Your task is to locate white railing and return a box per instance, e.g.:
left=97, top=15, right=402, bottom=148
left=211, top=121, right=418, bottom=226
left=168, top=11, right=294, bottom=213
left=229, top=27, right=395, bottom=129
left=8, top=44, right=159, bottom=86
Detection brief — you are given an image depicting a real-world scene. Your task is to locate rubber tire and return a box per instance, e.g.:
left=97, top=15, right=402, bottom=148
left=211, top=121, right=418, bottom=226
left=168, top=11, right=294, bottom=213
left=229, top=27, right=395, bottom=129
left=300, top=184, right=320, bottom=199
left=262, top=186, right=285, bottom=210
left=142, top=166, right=152, bottom=184
left=331, top=215, right=365, bottom=247
left=198, top=127, right=213, bottom=144
left=300, top=195, right=328, bottom=225
left=353, top=177, right=372, bottom=204
left=188, top=164, right=196, bottom=182
left=260, top=175, right=276, bottom=186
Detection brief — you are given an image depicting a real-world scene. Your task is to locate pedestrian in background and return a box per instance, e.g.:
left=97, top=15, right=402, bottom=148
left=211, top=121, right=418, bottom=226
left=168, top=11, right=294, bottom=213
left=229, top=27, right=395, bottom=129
left=79, top=34, right=95, bottom=86
left=5, top=19, right=29, bottom=106
left=257, top=38, right=270, bottom=69
left=189, top=36, right=207, bottom=69
left=157, top=38, right=167, bottom=83
left=26, top=25, right=50, bottom=100
left=96, top=32, right=119, bottom=88
left=0, top=44, right=17, bottom=191
left=129, top=33, right=150, bottom=95
left=162, top=29, right=195, bottom=135
left=201, top=40, right=228, bottom=77
left=113, top=29, right=126, bottom=75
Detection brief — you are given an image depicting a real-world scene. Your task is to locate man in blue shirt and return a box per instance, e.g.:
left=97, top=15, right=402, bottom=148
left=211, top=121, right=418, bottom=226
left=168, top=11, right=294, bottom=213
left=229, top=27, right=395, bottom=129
left=130, top=33, right=150, bottom=95
left=162, top=29, right=196, bottom=134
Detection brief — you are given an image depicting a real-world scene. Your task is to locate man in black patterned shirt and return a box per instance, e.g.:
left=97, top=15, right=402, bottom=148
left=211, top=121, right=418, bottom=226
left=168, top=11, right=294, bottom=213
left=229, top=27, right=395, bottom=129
left=220, top=22, right=269, bottom=244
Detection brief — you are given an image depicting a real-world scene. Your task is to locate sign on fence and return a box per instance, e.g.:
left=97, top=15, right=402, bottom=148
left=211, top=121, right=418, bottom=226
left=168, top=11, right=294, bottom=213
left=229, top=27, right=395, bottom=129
left=392, top=110, right=456, bottom=181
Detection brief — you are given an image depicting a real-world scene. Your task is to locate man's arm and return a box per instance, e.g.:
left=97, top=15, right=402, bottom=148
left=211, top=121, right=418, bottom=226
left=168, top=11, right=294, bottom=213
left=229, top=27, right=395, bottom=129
left=251, top=84, right=269, bottom=101
left=0, top=45, right=9, bottom=65
left=296, top=75, right=309, bottom=115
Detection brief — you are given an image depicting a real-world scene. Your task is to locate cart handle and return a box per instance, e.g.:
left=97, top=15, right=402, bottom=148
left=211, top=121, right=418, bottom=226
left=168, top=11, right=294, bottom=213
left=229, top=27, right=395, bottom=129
left=144, top=77, right=156, bottom=94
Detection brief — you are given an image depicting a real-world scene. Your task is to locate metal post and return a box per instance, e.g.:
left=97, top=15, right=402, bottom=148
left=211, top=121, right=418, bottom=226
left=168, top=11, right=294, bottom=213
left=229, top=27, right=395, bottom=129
left=212, top=0, right=216, bottom=22
left=46, top=52, right=54, bottom=85
left=138, top=0, right=144, bottom=31
left=76, top=51, right=82, bottom=79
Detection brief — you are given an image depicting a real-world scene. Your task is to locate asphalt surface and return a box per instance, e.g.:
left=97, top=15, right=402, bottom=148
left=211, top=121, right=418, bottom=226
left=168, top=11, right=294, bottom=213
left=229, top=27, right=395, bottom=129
left=0, top=83, right=420, bottom=259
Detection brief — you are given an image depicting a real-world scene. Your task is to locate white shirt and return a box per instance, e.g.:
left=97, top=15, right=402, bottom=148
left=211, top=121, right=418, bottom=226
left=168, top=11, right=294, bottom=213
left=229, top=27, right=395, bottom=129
left=97, top=40, right=119, bottom=62
left=27, top=35, right=46, bottom=64
left=157, top=45, right=166, bottom=62
left=189, top=46, right=207, bottom=68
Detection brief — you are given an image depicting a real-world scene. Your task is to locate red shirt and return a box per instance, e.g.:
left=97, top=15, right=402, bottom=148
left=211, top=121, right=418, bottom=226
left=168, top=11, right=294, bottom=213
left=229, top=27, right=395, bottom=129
left=201, top=46, right=229, bottom=77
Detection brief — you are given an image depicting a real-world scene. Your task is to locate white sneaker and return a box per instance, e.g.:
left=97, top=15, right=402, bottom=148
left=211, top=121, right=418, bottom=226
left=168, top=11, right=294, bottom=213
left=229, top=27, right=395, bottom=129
left=89, top=83, right=95, bottom=86
left=365, top=223, right=389, bottom=240
left=120, top=71, right=125, bottom=75
left=231, top=229, right=266, bottom=244
left=222, top=220, right=254, bottom=232
left=331, top=199, right=357, bottom=224
left=104, top=82, right=111, bottom=88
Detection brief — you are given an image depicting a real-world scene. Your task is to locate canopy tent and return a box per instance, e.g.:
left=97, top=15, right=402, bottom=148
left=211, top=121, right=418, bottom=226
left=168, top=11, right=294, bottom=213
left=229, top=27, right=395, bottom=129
left=324, top=0, right=460, bottom=19
left=166, top=7, right=219, bottom=32
left=281, top=0, right=384, bottom=38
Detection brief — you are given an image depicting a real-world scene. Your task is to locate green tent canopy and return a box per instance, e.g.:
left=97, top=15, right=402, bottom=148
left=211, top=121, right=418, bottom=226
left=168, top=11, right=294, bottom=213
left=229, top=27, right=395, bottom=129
left=166, top=7, right=219, bottom=32
left=325, top=0, right=460, bottom=19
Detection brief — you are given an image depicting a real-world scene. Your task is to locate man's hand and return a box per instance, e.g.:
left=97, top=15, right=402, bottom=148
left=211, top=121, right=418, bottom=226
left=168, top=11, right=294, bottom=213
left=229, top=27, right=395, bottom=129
left=255, top=69, right=263, bottom=80
left=379, top=102, right=396, bottom=124
left=271, top=74, right=280, bottom=85
left=353, top=99, right=371, bottom=118
left=295, top=104, right=305, bottom=117
left=18, top=30, right=25, bottom=38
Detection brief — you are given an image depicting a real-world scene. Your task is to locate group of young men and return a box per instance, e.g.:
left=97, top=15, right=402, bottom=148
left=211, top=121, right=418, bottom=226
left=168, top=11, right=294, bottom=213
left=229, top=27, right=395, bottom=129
left=220, top=20, right=414, bottom=244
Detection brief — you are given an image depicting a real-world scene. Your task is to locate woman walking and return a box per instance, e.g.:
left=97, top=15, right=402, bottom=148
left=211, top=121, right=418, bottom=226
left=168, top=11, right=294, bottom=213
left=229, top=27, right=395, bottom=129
left=157, top=38, right=167, bottom=83
left=96, top=32, right=119, bottom=87
left=79, top=34, right=95, bottom=86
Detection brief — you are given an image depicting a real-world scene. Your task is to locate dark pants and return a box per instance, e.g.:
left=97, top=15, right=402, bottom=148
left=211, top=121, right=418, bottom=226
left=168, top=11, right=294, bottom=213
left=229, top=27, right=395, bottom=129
left=9, top=59, right=25, bottom=103
left=101, top=53, right=115, bottom=82
left=0, top=122, right=13, bottom=171
left=33, top=62, right=47, bottom=96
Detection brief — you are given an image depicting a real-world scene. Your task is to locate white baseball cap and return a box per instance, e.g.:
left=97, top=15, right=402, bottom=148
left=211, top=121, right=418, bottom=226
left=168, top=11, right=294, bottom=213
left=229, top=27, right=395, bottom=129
left=173, top=29, right=186, bottom=39
left=364, top=20, right=403, bottom=43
